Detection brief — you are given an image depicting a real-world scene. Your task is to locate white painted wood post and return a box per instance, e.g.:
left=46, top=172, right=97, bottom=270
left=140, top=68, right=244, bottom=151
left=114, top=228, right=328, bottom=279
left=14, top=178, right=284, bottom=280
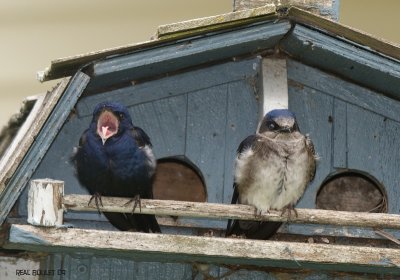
left=259, top=58, right=288, bottom=123
left=27, top=179, right=64, bottom=227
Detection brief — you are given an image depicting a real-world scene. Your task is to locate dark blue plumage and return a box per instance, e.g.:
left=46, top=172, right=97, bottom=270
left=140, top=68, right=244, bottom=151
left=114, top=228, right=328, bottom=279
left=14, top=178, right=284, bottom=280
left=226, top=109, right=316, bottom=239
left=73, top=101, right=160, bottom=233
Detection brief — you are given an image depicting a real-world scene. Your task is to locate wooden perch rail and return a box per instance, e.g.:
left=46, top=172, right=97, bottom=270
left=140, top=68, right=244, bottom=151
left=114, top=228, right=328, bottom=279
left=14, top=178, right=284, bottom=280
left=63, top=194, right=400, bottom=230
left=19, top=179, right=400, bottom=275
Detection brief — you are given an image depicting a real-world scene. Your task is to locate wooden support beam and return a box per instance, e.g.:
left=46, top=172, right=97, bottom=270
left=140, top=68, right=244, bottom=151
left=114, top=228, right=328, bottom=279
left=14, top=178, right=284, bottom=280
left=5, top=224, right=400, bottom=275
left=63, top=194, right=400, bottom=230
left=259, top=58, right=288, bottom=122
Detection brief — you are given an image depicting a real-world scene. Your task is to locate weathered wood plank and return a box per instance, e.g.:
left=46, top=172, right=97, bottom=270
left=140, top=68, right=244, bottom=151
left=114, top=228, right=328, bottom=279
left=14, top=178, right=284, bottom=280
left=63, top=194, right=400, bottom=229
left=259, top=58, right=288, bottom=121
left=87, top=21, right=291, bottom=91
left=77, top=58, right=261, bottom=117
left=332, top=98, right=347, bottom=168
left=346, top=105, right=400, bottom=214
left=288, top=7, right=400, bottom=61
left=283, top=26, right=400, bottom=100
left=128, top=97, right=187, bottom=159
left=5, top=224, right=400, bottom=275
left=288, top=80, right=333, bottom=209
left=27, top=179, right=64, bottom=227
left=0, top=84, right=65, bottom=194
left=0, top=79, right=70, bottom=225
left=287, top=59, right=400, bottom=123
left=157, top=5, right=276, bottom=39
left=234, top=0, right=340, bottom=21
left=186, top=85, right=228, bottom=204
left=0, top=95, right=39, bottom=160
left=0, top=73, right=89, bottom=226
left=224, top=79, right=259, bottom=204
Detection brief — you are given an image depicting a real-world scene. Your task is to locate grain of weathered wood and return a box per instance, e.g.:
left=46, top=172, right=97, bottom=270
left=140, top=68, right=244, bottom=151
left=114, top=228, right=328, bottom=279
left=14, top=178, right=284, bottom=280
left=234, top=0, right=340, bottom=21
left=287, top=7, right=400, bottom=61
left=1, top=73, right=89, bottom=226
left=260, top=58, right=288, bottom=121
left=87, top=21, right=291, bottom=91
left=288, top=79, right=333, bottom=209
left=0, top=80, right=69, bottom=223
left=186, top=85, right=228, bottom=204
left=129, top=95, right=187, bottom=159
left=62, top=194, right=400, bottom=229
left=223, top=79, right=259, bottom=204
left=346, top=104, right=400, bottom=214
left=287, top=57, right=400, bottom=219
left=77, top=58, right=262, bottom=117
left=332, top=98, right=347, bottom=168
left=6, top=224, right=400, bottom=275
left=283, top=26, right=400, bottom=100
left=27, top=179, right=64, bottom=227
left=287, top=59, right=400, bottom=123
left=157, top=5, right=276, bottom=38
left=0, top=88, right=60, bottom=194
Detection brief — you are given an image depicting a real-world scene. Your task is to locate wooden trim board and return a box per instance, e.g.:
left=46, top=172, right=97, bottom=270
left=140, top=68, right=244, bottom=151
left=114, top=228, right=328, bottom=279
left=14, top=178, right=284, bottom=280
left=5, top=224, right=400, bottom=275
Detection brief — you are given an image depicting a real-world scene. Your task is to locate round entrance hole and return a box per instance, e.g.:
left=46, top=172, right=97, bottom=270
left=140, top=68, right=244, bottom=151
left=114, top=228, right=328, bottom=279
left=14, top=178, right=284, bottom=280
left=153, top=157, right=207, bottom=202
left=316, top=170, right=387, bottom=213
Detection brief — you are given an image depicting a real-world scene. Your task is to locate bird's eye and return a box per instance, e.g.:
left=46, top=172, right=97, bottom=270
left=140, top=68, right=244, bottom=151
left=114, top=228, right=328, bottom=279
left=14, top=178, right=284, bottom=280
left=268, top=123, right=275, bottom=130
left=119, top=113, right=124, bottom=120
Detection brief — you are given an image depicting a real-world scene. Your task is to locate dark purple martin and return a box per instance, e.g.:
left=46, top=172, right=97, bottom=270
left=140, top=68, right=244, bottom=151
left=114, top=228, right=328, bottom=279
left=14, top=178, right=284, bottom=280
left=226, top=109, right=316, bottom=239
left=73, top=101, right=161, bottom=233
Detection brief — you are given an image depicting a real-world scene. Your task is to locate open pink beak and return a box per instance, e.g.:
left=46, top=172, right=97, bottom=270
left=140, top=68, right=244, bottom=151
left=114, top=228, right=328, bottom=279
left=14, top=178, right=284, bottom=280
left=97, top=110, right=119, bottom=145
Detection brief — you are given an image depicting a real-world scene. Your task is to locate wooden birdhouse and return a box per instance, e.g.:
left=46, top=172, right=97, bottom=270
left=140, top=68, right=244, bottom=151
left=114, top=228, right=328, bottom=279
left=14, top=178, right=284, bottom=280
left=1, top=1, right=400, bottom=279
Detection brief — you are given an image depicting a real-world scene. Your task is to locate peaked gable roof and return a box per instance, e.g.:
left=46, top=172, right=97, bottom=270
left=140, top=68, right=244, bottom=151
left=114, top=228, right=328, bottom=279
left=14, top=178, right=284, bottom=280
left=38, top=6, right=400, bottom=82
left=1, top=5, right=400, bottom=225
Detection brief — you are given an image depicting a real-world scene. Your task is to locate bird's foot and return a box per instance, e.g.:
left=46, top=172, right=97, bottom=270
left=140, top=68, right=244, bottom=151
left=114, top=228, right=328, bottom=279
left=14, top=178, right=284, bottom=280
left=254, top=208, right=269, bottom=219
left=88, top=192, right=103, bottom=215
left=280, top=204, right=298, bottom=221
left=124, top=194, right=142, bottom=214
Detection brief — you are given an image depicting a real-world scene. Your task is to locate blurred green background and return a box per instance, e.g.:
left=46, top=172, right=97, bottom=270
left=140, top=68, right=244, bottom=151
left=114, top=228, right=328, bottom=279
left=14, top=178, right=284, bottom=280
left=0, top=0, right=399, bottom=128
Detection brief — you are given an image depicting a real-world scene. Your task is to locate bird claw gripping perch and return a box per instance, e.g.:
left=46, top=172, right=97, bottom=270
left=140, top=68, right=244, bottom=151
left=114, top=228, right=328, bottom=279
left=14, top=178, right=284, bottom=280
left=88, top=192, right=104, bottom=215
left=280, top=204, right=298, bottom=221
left=124, top=194, right=142, bottom=214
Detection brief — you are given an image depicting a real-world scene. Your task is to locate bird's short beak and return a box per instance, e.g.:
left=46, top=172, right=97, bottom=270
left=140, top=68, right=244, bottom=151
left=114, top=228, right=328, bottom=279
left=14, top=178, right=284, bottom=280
left=280, top=127, right=292, bottom=133
left=97, top=110, right=119, bottom=145
left=276, top=117, right=295, bottom=133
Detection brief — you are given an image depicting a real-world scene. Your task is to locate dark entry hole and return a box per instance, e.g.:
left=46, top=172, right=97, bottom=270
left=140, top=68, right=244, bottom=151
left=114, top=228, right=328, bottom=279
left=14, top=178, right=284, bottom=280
left=153, top=157, right=207, bottom=202
left=316, top=170, right=387, bottom=213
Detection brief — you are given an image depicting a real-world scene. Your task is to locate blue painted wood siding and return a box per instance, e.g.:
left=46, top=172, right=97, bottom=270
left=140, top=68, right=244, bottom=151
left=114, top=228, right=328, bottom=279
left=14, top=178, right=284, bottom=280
left=287, top=59, right=400, bottom=215
left=15, top=57, right=400, bottom=279
left=19, top=58, right=260, bottom=230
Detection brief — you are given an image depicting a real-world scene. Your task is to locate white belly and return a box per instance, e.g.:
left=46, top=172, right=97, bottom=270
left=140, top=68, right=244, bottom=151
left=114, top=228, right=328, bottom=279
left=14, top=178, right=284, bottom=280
left=235, top=141, right=309, bottom=212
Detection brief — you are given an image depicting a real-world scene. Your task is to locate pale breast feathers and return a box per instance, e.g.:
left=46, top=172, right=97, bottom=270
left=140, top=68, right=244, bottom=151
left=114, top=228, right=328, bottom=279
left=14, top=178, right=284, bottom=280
left=234, top=133, right=316, bottom=212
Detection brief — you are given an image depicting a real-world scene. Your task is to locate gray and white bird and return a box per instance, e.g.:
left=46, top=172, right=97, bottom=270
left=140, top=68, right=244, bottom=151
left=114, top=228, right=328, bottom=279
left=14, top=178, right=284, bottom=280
left=226, top=109, right=317, bottom=239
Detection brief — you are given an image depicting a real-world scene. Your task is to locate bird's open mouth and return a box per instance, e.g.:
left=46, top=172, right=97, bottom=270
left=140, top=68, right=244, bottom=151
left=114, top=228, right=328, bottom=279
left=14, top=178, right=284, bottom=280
left=97, top=110, right=119, bottom=144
